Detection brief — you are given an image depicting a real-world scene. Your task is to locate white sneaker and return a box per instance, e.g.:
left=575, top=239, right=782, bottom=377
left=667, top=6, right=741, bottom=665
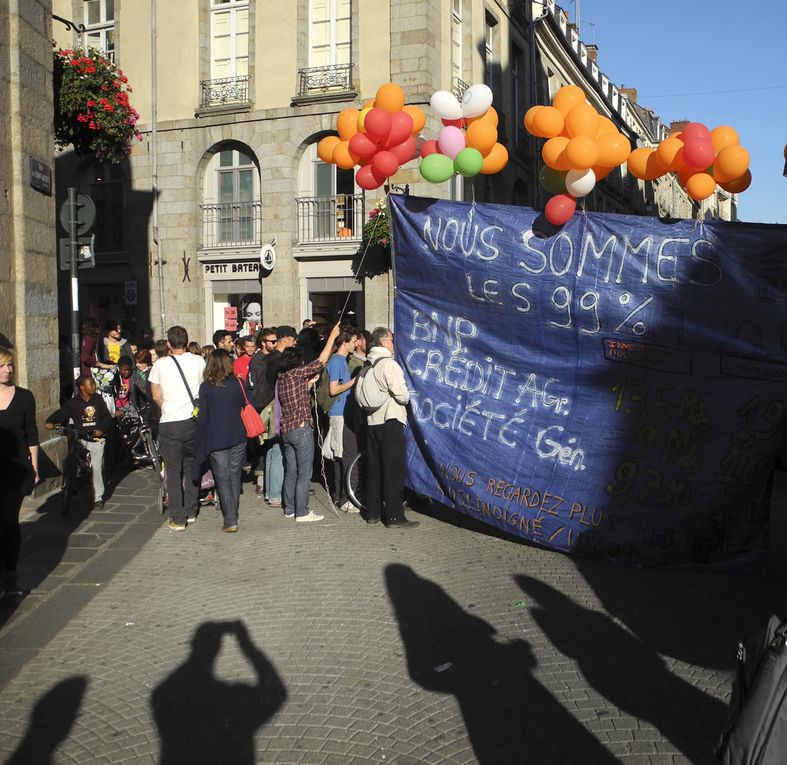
left=340, top=501, right=360, bottom=513
left=296, top=511, right=324, bottom=523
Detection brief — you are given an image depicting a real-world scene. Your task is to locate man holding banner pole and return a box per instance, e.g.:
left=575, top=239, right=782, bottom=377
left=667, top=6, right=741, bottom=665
left=362, top=328, right=419, bottom=529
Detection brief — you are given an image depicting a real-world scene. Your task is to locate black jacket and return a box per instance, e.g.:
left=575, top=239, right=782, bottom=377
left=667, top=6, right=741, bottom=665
left=46, top=393, right=112, bottom=438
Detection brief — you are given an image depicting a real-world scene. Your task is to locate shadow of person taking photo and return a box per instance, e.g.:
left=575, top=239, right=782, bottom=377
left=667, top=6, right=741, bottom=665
left=151, top=620, right=286, bottom=765
left=516, top=574, right=727, bottom=765
left=5, top=675, right=88, bottom=764
left=385, top=564, right=619, bottom=764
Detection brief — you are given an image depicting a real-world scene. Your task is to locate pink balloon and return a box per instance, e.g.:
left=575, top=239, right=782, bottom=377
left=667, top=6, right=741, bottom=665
left=356, top=164, right=384, bottom=190
left=348, top=132, right=378, bottom=160
left=390, top=136, right=417, bottom=165
left=679, top=122, right=711, bottom=144
left=441, top=118, right=464, bottom=128
left=682, top=139, right=715, bottom=171
left=385, top=112, right=414, bottom=148
left=437, top=125, right=466, bottom=159
left=364, top=108, right=392, bottom=144
left=544, top=194, right=577, bottom=226
left=420, top=139, right=440, bottom=158
left=371, top=150, right=399, bottom=179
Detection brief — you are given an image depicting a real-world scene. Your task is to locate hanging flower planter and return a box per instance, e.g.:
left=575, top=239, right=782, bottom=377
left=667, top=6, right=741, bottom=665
left=54, top=48, right=143, bottom=164
left=353, top=200, right=392, bottom=279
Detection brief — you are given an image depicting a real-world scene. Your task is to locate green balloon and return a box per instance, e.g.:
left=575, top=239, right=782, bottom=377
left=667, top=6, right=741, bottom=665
left=454, top=148, right=484, bottom=177
left=540, top=166, right=568, bottom=195
left=420, top=153, right=455, bottom=184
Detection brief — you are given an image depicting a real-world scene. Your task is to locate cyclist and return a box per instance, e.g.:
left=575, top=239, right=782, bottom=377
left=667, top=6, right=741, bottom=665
left=45, top=375, right=112, bottom=511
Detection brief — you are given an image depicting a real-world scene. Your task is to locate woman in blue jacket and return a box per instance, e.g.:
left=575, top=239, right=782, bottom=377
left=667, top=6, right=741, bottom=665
left=193, top=349, right=247, bottom=532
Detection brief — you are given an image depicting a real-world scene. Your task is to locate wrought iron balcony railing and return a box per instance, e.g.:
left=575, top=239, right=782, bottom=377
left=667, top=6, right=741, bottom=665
left=296, top=63, right=353, bottom=98
left=452, top=77, right=469, bottom=100
left=199, top=75, right=252, bottom=109
left=201, top=201, right=261, bottom=248
left=295, top=194, right=364, bottom=244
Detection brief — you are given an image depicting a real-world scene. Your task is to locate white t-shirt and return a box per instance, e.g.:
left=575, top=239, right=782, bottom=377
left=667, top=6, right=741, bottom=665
left=149, top=353, right=206, bottom=423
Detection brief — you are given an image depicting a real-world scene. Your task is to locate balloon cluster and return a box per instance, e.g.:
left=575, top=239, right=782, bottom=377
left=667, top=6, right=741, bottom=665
left=629, top=123, right=751, bottom=200
left=525, top=85, right=632, bottom=225
left=317, top=83, right=426, bottom=191
left=418, top=84, right=509, bottom=183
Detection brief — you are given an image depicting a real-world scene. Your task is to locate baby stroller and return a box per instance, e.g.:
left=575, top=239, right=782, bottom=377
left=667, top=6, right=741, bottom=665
left=116, top=406, right=162, bottom=473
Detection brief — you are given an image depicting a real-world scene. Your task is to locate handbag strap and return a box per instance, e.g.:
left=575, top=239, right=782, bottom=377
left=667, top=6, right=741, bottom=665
left=170, top=356, right=196, bottom=406
left=236, top=376, right=251, bottom=406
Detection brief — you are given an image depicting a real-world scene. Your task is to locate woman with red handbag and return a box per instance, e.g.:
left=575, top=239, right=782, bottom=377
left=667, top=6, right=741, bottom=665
left=192, top=349, right=249, bottom=532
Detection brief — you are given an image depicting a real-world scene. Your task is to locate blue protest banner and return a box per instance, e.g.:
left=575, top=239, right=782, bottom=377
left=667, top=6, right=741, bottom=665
left=389, top=194, right=787, bottom=570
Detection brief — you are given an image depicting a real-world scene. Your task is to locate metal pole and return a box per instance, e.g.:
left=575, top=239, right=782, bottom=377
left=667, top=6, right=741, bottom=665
left=67, top=187, right=80, bottom=393
left=152, top=0, right=165, bottom=336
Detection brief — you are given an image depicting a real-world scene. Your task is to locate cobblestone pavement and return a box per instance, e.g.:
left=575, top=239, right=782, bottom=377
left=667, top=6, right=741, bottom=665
left=1, top=464, right=786, bottom=765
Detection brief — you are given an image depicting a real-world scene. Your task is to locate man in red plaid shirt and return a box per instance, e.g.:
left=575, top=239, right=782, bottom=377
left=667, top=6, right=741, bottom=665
left=276, top=323, right=341, bottom=521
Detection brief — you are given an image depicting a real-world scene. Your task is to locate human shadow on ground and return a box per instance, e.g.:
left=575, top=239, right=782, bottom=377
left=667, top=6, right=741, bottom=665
left=5, top=675, right=88, bottom=764
left=516, top=574, right=726, bottom=765
left=385, top=564, right=619, bottom=764
left=151, top=621, right=286, bottom=765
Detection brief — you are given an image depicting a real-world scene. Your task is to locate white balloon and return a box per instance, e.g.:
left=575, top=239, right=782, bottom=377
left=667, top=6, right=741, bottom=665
left=565, top=168, right=596, bottom=198
left=430, top=90, right=462, bottom=121
left=461, top=83, right=494, bottom=118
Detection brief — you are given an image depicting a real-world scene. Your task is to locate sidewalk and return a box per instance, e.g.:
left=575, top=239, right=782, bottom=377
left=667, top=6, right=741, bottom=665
left=1, top=464, right=786, bottom=764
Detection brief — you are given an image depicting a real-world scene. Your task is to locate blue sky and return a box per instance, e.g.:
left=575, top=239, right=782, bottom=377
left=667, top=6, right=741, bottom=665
left=573, top=0, right=787, bottom=223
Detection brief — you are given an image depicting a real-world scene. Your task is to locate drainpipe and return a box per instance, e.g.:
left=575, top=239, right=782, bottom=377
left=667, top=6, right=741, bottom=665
left=529, top=6, right=548, bottom=206
left=152, top=0, right=165, bottom=336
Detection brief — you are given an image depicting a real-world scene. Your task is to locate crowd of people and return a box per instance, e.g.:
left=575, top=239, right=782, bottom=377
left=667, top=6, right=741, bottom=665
left=0, top=317, right=418, bottom=595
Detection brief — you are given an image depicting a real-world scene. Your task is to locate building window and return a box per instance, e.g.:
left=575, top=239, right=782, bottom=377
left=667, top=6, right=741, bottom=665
left=511, top=44, right=522, bottom=147
left=87, top=160, right=124, bottom=254
left=211, top=0, right=249, bottom=79
left=310, top=0, right=351, bottom=67
left=216, top=148, right=255, bottom=242
left=451, top=0, right=463, bottom=87
left=83, top=0, right=115, bottom=62
left=484, top=11, right=499, bottom=99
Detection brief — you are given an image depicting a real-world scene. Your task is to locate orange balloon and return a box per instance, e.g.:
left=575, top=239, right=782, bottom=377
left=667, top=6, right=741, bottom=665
left=564, top=102, right=600, bottom=138
left=524, top=105, right=543, bottom=135
left=552, top=85, right=586, bottom=116
left=375, top=83, right=406, bottom=114
left=564, top=136, right=599, bottom=170
left=627, top=148, right=667, bottom=181
left=596, top=132, right=631, bottom=167
left=592, top=164, right=614, bottom=181
left=532, top=106, right=565, bottom=138
left=714, top=145, right=750, bottom=183
left=467, top=106, right=499, bottom=128
left=710, top=126, right=739, bottom=154
left=332, top=140, right=358, bottom=170
left=656, top=136, right=685, bottom=172
left=357, top=107, right=373, bottom=133
left=684, top=172, right=716, bottom=201
left=362, top=99, right=375, bottom=109
left=542, top=136, right=572, bottom=171
left=594, top=116, right=617, bottom=138
left=466, top=120, right=498, bottom=156
left=480, top=142, right=509, bottom=174
left=317, top=136, right=341, bottom=164
left=337, top=109, right=360, bottom=141
left=719, top=169, right=752, bottom=194
left=403, top=105, right=426, bottom=134
left=676, top=160, right=696, bottom=187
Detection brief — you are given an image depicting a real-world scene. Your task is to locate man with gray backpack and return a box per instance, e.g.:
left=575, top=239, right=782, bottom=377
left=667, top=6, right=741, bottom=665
left=355, top=327, right=419, bottom=528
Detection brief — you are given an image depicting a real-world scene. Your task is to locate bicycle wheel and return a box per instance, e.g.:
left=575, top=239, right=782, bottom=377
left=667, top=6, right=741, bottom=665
left=61, top=454, right=77, bottom=516
left=141, top=430, right=163, bottom=476
left=345, top=450, right=366, bottom=511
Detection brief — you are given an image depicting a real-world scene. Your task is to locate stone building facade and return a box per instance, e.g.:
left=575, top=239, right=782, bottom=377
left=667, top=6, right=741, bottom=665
left=0, top=1, right=61, bottom=442
left=51, top=0, right=733, bottom=341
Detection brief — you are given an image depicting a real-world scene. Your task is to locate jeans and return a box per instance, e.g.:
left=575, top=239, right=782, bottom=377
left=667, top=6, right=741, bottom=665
left=365, top=420, right=406, bottom=524
left=84, top=439, right=105, bottom=501
left=265, top=437, right=284, bottom=502
left=282, top=424, right=314, bottom=518
left=209, top=441, right=246, bottom=528
left=158, top=419, right=198, bottom=525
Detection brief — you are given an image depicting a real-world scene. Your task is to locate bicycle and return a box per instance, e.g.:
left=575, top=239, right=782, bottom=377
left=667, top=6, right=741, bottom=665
left=116, top=407, right=162, bottom=475
left=345, top=450, right=424, bottom=514
left=55, top=425, right=97, bottom=516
